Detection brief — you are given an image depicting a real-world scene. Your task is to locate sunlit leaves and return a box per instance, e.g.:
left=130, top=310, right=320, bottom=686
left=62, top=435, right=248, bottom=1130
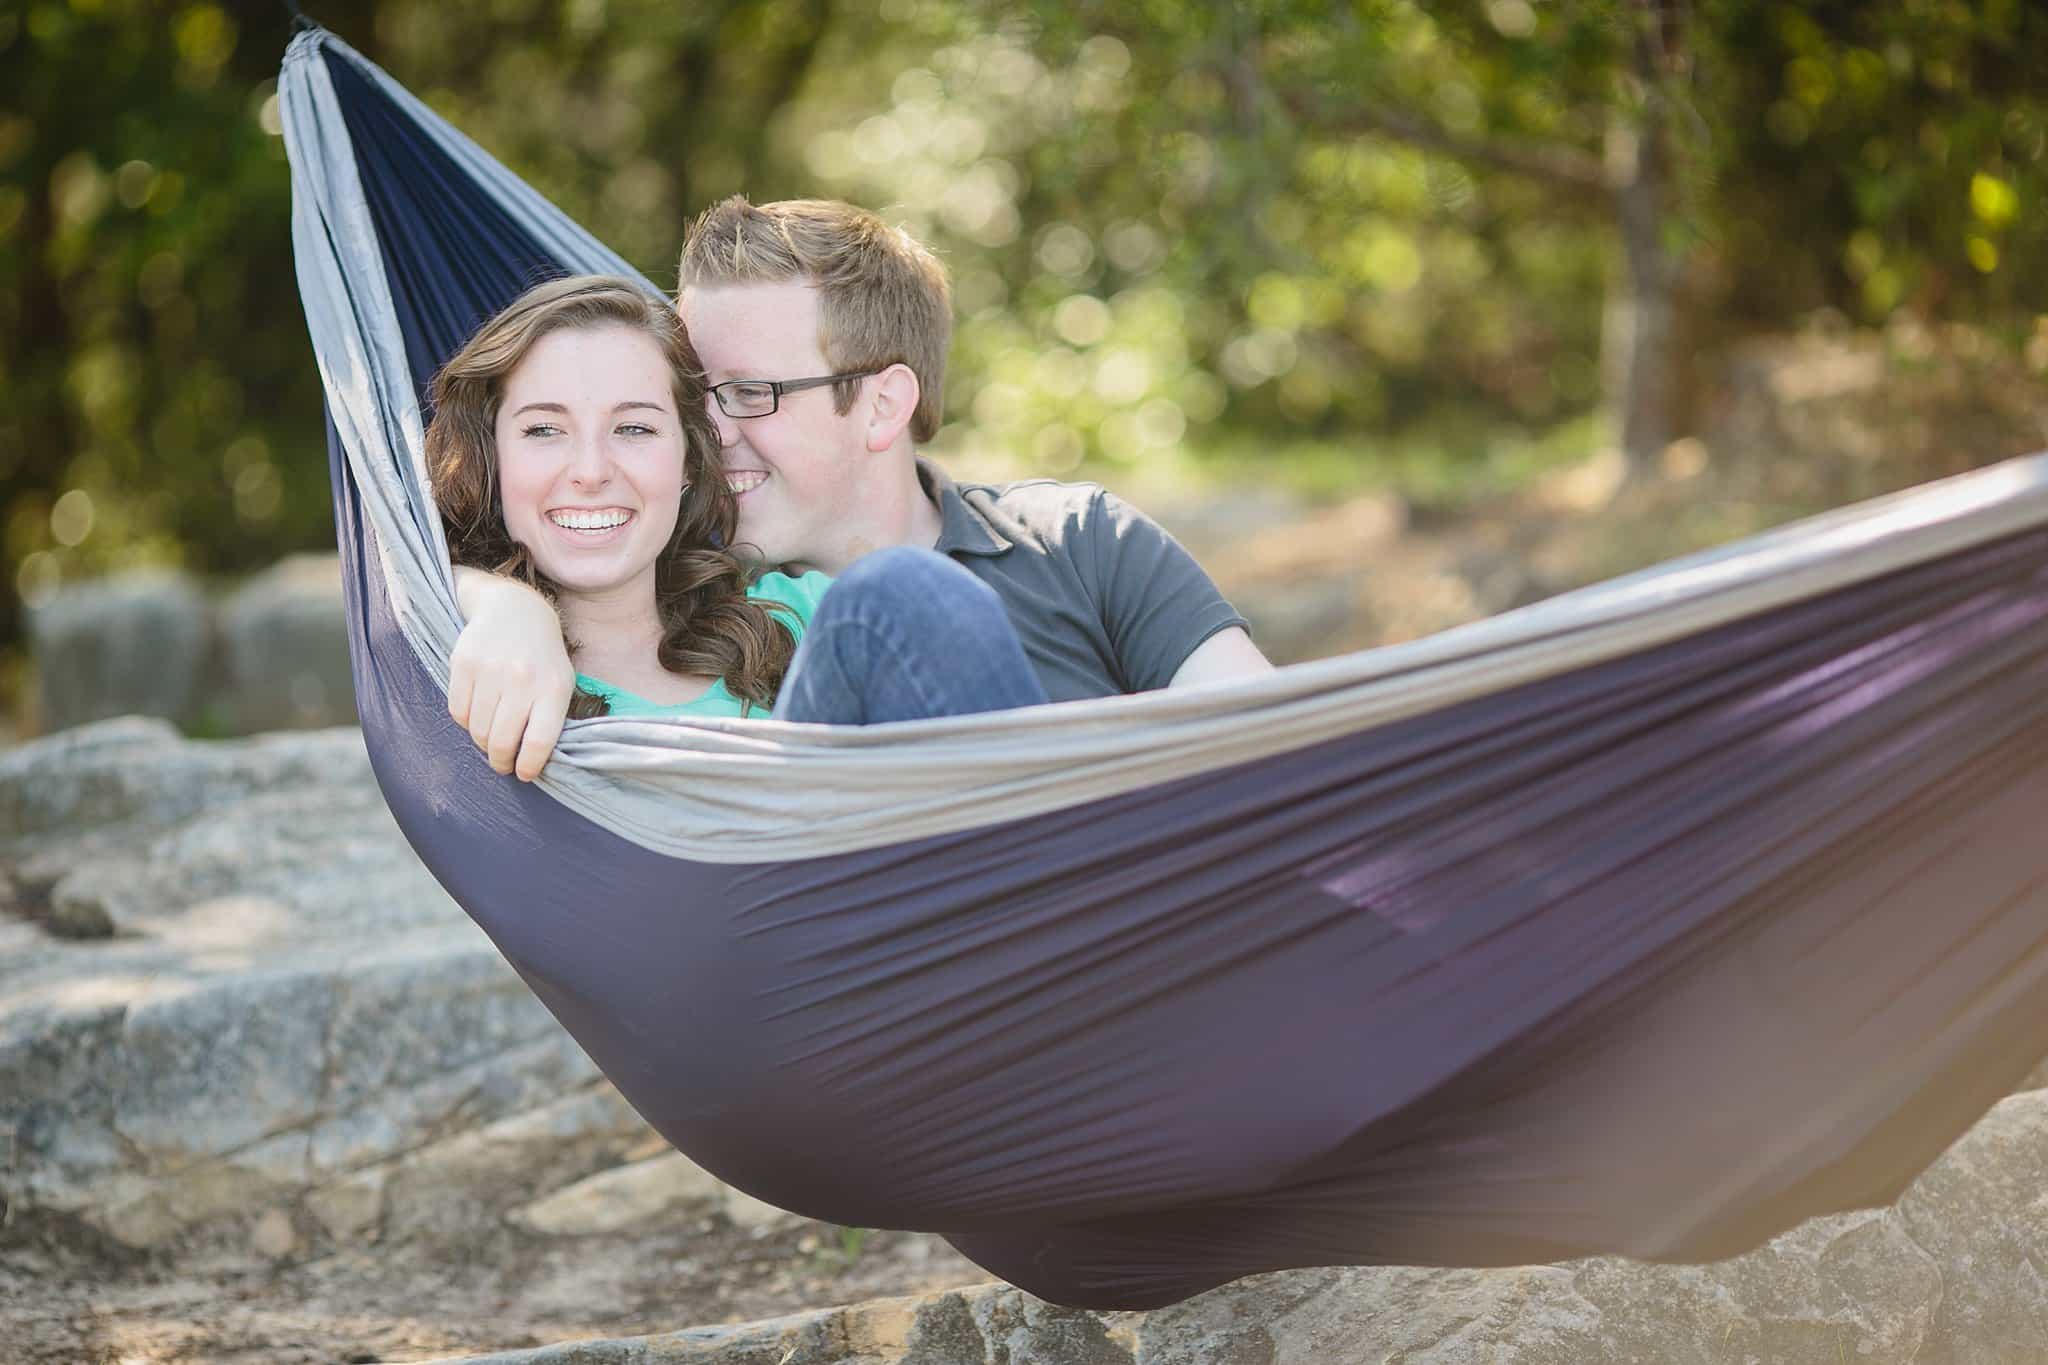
left=1970, top=172, right=2017, bottom=229
left=171, top=3, right=234, bottom=90
left=1715, top=0, right=2048, bottom=319
left=7, top=0, right=2048, bottom=653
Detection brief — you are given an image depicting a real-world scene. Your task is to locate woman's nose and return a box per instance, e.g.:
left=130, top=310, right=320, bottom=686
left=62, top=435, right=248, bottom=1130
left=566, top=434, right=613, bottom=485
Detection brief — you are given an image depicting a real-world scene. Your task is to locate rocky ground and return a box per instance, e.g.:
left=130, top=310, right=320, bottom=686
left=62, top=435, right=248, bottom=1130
left=20, top=1083, right=2048, bottom=1364
left=1, top=1210, right=987, bottom=1364
left=0, top=717, right=994, bottom=1363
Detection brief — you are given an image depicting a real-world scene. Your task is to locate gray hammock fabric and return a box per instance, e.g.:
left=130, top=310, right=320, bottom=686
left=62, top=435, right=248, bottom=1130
left=282, top=27, right=2048, bottom=1311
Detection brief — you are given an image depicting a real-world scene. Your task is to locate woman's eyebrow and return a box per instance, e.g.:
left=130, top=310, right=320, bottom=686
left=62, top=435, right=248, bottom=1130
left=507, top=400, right=670, bottom=417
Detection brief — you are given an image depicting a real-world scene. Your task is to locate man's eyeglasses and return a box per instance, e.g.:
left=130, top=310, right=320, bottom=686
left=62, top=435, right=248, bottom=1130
left=707, top=371, right=880, bottom=419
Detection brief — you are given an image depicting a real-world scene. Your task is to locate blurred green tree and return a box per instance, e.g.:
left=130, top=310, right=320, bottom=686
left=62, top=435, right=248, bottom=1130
left=836, top=0, right=2045, bottom=477
left=2, top=0, right=313, bottom=657
left=1, top=0, right=922, bottom=664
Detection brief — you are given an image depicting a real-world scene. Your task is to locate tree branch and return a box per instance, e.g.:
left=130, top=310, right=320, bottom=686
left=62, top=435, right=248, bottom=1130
left=672, top=0, right=833, bottom=212
left=1279, top=87, right=1609, bottom=193
left=751, top=0, right=833, bottom=131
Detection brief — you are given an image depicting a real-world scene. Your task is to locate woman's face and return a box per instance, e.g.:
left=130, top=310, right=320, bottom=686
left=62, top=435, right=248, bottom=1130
left=494, top=324, right=688, bottom=608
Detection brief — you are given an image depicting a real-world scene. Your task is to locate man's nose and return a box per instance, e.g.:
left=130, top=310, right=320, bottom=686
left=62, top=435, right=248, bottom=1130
left=706, top=395, right=743, bottom=448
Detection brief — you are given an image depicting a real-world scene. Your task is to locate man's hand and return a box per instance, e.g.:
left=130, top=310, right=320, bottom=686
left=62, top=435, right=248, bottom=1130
left=448, top=567, right=576, bottom=781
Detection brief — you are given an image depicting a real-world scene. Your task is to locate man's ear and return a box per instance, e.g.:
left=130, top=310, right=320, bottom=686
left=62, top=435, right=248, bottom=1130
left=864, top=363, right=920, bottom=453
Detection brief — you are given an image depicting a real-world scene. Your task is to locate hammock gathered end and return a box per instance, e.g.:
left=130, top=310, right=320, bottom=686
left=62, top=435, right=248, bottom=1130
left=282, top=25, right=2048, bottom=1310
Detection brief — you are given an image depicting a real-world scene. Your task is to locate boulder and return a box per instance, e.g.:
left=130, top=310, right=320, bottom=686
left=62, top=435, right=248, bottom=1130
left=510, top=1150, right=729, bottom=1237
left=22, top=554, right=356, bottom=739
left=217, top=553, right=357, bottom=732
left=0, top=718, right=655, bottom=1250
left=25, top=570, right=212, bottom=732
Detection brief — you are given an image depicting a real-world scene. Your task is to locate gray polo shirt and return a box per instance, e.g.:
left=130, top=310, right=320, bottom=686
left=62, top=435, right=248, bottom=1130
left=919, top=459, right=1249, bottom=703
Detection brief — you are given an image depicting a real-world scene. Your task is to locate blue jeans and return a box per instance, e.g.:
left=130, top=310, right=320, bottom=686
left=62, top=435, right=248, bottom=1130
left=772, top=547, right=1050, bottom=724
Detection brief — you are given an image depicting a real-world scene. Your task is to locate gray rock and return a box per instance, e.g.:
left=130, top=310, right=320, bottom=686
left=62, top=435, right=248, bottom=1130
left=511, top=1150, right=728, bottom=1237
left=46, top=877, right=117, bottom=939
left=429, top=1091, right=2048, bottom=1364
left=250, top=1205, right=299, bottom=1259
left=218, top=553, right=358, bottom=732
left=722, top=1186, right=803, bottom=1234
left=0, top=714, right=364, bottom=845
left=350, top=1081, right=649, bottom=1244
left=0, top=718, right=662, bottom=1251
left=1891, top=1095, right=2048, bottom=1363
left=429, top=1287, right=1125, bottom=1365
left=111, top=969, right=341, bottom=1162
left=25, top=570, right=213, bottom=732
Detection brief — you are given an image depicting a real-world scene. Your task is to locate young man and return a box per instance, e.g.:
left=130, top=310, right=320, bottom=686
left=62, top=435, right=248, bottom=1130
left=451, top=197, right=1271, bottom=777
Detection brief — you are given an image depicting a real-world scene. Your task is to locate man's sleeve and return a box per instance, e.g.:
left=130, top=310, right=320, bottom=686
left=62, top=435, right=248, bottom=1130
left=1083, top=489, right=1250, bottom=693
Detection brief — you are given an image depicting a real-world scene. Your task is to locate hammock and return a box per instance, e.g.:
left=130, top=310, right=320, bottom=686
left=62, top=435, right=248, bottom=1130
left=280, top=27, right=2048, bottom=1311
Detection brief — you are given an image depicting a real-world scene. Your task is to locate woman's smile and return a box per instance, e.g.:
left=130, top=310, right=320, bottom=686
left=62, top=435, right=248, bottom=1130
left=493, top=324, right=686, bottom=601
left=546, top=506, right=637, bottom=537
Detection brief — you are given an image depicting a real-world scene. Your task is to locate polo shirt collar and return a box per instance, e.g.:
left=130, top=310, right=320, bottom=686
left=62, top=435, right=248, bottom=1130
left=919, top=456, right=1010, bottom=557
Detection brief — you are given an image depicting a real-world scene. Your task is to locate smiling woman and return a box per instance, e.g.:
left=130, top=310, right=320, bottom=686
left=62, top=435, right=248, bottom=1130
left=424, top=275, right=824, bottom=720
left=496, top=326, right=688, bottom=607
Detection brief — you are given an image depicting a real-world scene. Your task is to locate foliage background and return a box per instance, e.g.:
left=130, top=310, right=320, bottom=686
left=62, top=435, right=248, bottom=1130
left=6, top=0, right=2047, bottom=690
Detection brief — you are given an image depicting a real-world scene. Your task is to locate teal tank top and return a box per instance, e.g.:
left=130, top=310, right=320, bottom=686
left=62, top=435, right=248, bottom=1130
left=574, top=570, right=832, bottom=718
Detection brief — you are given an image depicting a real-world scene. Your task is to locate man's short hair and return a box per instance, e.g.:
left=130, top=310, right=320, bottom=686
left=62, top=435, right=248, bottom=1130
left=679, top=196, right=952, bottom=442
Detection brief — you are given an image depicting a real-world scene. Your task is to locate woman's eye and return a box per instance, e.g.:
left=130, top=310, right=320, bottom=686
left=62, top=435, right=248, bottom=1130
left=616, top=422, right=658, bottom=438
left=520, top=423, right=562, bottom=438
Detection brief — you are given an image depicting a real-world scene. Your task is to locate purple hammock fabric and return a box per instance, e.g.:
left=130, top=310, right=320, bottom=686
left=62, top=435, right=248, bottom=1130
left=302, top=34, right=2048, bottom=1310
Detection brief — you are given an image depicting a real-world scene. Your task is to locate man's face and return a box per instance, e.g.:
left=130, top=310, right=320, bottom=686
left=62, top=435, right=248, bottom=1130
left=680, top=280, right=871, bottom=572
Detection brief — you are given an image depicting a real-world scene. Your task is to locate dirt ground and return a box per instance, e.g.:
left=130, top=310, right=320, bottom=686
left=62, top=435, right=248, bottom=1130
left=1, top=1207, right=989, bottom=1364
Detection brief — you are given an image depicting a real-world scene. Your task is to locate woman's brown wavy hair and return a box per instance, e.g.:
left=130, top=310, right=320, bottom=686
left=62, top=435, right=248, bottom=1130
left=425, top=274, right=794, bottom=717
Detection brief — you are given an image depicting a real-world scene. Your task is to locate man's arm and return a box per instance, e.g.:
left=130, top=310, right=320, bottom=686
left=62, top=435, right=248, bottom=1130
left=448, top=567, right=576, bottom=781
left=1085, top=489, right=1269, bottom=692
left=1168, top=624, right=1275, bottom=688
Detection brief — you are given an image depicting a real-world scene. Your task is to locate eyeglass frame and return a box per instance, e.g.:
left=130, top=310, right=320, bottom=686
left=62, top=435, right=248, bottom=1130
left=706, top=370, right=881, bottom=419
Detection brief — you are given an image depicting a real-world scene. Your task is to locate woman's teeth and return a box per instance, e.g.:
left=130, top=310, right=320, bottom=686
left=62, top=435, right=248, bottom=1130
left=727, top=471, right=768, bottom=494
left=548, top=509, right=631, bottom=531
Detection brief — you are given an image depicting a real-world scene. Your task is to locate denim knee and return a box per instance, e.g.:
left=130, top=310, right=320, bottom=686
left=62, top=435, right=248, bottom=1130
left=814, top=546, right=1008, bottom=642
left=774, top=547, right=1047, bottom=724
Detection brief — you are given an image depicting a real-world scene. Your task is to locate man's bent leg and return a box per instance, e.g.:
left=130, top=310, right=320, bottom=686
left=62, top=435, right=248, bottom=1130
left=772, top=547, right=1050, bottom=724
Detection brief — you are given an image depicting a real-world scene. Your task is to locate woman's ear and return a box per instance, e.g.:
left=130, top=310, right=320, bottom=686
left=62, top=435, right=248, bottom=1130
left=864, top=364, right=921, bottom=453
